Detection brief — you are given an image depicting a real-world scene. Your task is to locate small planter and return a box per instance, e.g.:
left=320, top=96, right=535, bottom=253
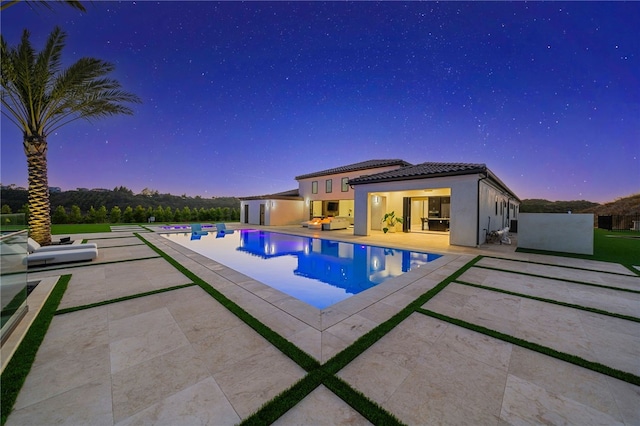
left=382, top=211, right=403, bottom=234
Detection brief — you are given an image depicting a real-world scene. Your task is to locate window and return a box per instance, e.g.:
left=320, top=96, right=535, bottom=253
left=312, top=181, right=318, bottom=194
left=341, top=177, right=349, bottom=192
left=325, top=179, right=332, bottom=193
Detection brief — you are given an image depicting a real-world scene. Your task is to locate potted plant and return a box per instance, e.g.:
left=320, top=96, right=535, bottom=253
left=382, top=211, right=403, bottom=233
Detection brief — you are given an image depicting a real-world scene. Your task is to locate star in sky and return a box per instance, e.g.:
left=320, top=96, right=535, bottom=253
left=1, top=1, right=638, bottom=202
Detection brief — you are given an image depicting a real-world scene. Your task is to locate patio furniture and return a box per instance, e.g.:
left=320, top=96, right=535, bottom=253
left=24, top=238, right=98, bottom=266
left=215, top=223, right=235, bottom=234
left=27, top=237, right=96, bottom=253
left=190, top=224, right=209, bottom=240
left=322, top=217, right=349, bottom=230
left=301, top=217, right=329, bottom=227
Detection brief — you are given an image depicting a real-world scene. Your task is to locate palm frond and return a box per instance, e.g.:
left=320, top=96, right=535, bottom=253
left=1, top=1, right=87, bottom=12
left=2, top=26, right=141, bottom=138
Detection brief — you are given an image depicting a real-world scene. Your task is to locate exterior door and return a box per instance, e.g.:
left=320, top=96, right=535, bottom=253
left=259, top=204, right=265, bottom=225
left=402, top=197, right=411, bottom=232
left=243, top=205, right=249, bottom=224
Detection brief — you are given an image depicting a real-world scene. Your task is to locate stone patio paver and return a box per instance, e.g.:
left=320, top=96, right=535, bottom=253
left=4, top=227, right=640, bottom=425
left=477, top=257, right=640, bottom=290
left=425, top=283, right=640, bottom=375
left=459, top=266, right=640, bottom=317
left=114, top=377, right=240, bottom=426
left=273, top=385, right=372, bottom=425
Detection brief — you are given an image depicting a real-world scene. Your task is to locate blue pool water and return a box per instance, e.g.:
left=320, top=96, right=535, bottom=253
left=161, top=229, right=441, bottom=309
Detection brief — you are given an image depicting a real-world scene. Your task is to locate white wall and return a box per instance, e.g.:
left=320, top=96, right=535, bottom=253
left=297, top=165, right=404, bottom=201
left=241, top=200, right=264, bottom=225
left=266, top=199, right=306, bottom=226
left=240, top=199, right=305, bottom=226
left=449, top=177, right=478, bottom=247
left=518, top=213, right=594, bottom=255
left=477, top=180, right=519, bottom=244
left=354, top=191, right=370, bottom=235
left=353, top=174, right=481, bottom=246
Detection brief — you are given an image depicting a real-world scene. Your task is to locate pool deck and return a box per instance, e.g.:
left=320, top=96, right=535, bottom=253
left=2, top=224, right=639, bottom=425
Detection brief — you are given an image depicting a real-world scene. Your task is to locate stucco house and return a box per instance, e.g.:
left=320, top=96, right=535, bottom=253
left=239, top=159, right=520, bottom=247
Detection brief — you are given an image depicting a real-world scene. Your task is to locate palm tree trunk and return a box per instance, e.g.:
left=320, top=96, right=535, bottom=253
left=24, top=136, right=51, bottom=245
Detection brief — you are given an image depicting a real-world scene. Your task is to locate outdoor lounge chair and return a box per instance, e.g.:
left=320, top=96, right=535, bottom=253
left=215, top=223, right=234, bottom=235
left=24, top=238, right=98, bottom=266
left=190, top=224, right=209, bottom=240
left=27, top=237, right=97, bottom=253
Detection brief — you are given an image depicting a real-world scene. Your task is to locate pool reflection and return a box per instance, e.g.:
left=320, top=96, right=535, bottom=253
left=162, top=229, right=441, bottom=309
left=237, top=230, right=440, bottom=297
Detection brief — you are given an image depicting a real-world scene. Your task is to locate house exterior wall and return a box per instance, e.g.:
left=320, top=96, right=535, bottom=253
left=297, top=165, right=404, bottom=202
left=267, top=199, right=306, bottom=225
left=353, top=174, right=519, bottom=247
left=240, top=199, right=305, bottom=226
left=241, top=200, right=264, bottom=225
left=518, top=213, right=593, bottom=255
left=478, top=179, right=519, bottom=244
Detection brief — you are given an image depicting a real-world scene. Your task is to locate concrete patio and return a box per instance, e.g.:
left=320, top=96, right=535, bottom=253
left=2, top=224, right=639, bottom=425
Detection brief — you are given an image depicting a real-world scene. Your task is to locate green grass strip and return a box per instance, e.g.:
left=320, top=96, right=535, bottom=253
left=323, top=375, right=405, bottom=425
left=1, top=274, right=70, bottom=426
left=240, top=370, right=327, bottom=425
left=55, top=283, right=196, bottom=315
left=515, top=246, right=640, bottom=276
left=475, top=264, right=640, bottom=294
left=15, top=255, right=162, bottom=275
left=418, top=309, right=640, bottom=386
left=624, top=264, right=640, bottom=276
left=135, top=234, right=320, bottom=372
left=324, top=256, right=482, bottom=374
left=87, top=234, right=147, bottom=240
left=240, top=344, right=409, bottom=426
left=483, top=254, right=639, bottom=278
left=455, top=280, right=640, bottom=323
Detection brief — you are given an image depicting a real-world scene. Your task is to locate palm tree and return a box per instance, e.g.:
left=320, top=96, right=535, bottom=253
left=1, top=27, right=141, bottom=244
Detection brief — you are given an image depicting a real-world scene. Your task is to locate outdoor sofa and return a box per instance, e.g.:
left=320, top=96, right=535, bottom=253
left=322, top=217, right=350, bottom=230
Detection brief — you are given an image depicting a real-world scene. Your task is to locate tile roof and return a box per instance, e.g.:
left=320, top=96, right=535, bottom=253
left=238, top=188, right=301, bottom=201
left=294, top=159, right=412, bottom=180
left=348, top=162, right=487, bottom=184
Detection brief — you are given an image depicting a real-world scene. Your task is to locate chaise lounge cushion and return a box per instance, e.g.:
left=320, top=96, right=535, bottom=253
left=27, top=237, right=97, bottom=253
left=24, top=247, right=98, bottom=266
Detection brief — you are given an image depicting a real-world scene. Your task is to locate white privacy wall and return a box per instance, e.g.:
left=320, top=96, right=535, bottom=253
left=518, top=213, right=594, bottom=255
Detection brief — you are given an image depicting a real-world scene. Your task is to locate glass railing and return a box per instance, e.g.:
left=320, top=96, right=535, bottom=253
left=1, top=229, right=29, bottom=345
left=0, top=213, right=27, bottom=233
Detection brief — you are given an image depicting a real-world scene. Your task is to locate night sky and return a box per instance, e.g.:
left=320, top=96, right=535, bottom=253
left=1, top=1, right=638, bottom=203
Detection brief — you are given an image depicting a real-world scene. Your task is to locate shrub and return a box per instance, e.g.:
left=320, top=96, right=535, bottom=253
left=131, top=205, right=145, bottom=223
left=68, top=205, right=82, bottom=224
left=51, top=206, right=68, bottom=224
left=109, top=206, right=122, bottom=223
left=122, top=206, right=134, bottom=223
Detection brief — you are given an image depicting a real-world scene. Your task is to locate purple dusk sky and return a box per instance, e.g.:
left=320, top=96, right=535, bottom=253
left=1, top=1, right=638, bottom=203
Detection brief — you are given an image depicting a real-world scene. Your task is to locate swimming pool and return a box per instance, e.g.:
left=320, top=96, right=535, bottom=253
left=161, top=229, right=442, bottom=309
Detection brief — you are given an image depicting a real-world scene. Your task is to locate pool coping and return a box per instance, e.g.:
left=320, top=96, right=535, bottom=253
left=143, top=232, right=473, bottom=362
